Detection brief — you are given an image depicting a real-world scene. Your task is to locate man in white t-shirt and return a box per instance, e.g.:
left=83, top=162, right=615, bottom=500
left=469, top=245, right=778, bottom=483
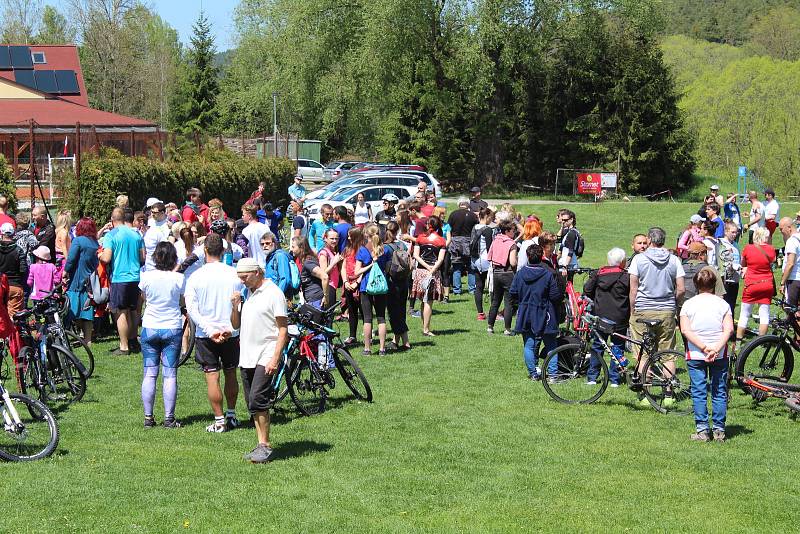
left=185, top=234, right=245, bottom=433
left=231, top=258, right=288, bottom=463
left=779, top=217, right=800, bottom=308
left=241, top=203, right=269, bottom=265
left=142, top=201, right=171, bottom=271
left=763, top=188, right=780, bottom=244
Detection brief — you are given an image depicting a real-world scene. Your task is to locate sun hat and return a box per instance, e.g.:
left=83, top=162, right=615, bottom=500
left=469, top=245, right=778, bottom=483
left=32, top=245, right=51, bottom=261
left=236, top=258, right=261, bottom=273
left=0, top=223, right=14, bottom=236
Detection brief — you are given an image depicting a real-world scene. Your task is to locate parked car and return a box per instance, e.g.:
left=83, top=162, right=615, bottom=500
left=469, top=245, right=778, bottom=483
left=304, top=172, right=435, bottom=202
left=323, top=161, right=362, bottom=181
left=295, top=158, right=325, bottom=181
left=305, top=184, right=417, bottom=220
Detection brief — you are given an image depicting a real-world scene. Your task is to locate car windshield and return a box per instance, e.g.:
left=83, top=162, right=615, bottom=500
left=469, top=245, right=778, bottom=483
left=330, top=187, right=362, bottom=201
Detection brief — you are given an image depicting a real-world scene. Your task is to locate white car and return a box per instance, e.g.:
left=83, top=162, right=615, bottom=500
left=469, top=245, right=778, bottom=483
left=305, top=172, right=441, bottom=202
left=295, top=158, right=325, bottom=181
left=305, top=184, right=417, bottom=220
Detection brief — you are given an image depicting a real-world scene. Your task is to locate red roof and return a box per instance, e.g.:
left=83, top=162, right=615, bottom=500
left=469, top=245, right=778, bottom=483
left=0, top=98, right=154, bottom=127
left=0, top=45, right=88, bottom=106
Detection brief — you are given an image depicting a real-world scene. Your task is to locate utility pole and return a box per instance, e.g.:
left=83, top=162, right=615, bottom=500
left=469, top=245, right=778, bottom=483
left=272, top=92, right=278, bottom=157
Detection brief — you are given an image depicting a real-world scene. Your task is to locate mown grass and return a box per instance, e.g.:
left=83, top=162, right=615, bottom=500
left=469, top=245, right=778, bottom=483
left=1, top=202, right=798, bottom=533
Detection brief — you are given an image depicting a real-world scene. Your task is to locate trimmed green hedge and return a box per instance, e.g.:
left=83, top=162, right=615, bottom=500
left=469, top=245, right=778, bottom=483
left=63, top=148, right=295, bottom=222
left=0, top=155, right=18, bottom=212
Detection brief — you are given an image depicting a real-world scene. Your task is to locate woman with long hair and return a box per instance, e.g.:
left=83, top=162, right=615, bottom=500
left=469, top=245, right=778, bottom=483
left=384, top=221, right=411, bottom=350
left=291, top=235, right=328, bottom=308
left=353, top=191, right=373, bottom=227
left=516, top=216, right=543, bottom=271
left=64, top=217, right=99, bottom=343
left=354, top=223, right=392, bottom=355
left=471, top=207, right=495, bottom=321
left=318, top=228, right=342, bottom=308
left=412, top=215, right=447, bottom=336
left=55, top=209, right=72, bottom=279
left=341, top=226, right=364, bottom=345
left=677, top=215, right=703, bottom=259
left=433, top=206, right=452, bottom=302
left=139, top=242, right=185, bottom=428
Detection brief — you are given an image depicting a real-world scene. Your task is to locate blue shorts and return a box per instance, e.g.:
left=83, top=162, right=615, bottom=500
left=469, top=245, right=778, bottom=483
left=141, top=328, right=182, bottom=368
left=110, top=281, right=140, bottom=311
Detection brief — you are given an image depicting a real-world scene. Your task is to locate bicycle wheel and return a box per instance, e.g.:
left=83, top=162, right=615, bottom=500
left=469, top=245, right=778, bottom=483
left=65, top=330, right=94, bottom=378
left=46, top=344, right=87, bottom=404
left=541, top=343, right=608, bottom=404
left=287, top=358, right=327, bottom=416
left=735, top=335, right=794, bottom=392
left=16, top=347, right=39, bottom=399
left=641, top=350, right=692, bottom=415
left=785, top=396, right=800, bottom=414
left=333, top=346, right=373, bottom=402
left=178, top=316, right=196, bottom=367
left=0, top=393, right=59, bottom=461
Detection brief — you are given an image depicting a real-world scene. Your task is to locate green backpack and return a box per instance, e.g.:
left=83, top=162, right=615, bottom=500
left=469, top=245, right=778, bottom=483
left=365, top=261, right=389, bottom=295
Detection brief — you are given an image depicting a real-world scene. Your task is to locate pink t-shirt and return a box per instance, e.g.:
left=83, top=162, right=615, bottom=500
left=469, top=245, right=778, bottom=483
left=318, top=248, right=340, bottom=289
left=28, top=262, right=60, bottom=300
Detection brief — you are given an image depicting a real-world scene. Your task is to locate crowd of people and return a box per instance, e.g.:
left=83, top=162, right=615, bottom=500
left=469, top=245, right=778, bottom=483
left=0, top=178, right=793, bottom=460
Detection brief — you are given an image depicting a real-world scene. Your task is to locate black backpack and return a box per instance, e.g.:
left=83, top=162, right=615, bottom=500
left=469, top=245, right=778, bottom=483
left=564, top=228, right=585, bottom=258
left=470, top=226, right=494, bottom=260
left=386, top=243, right=411, bottom=280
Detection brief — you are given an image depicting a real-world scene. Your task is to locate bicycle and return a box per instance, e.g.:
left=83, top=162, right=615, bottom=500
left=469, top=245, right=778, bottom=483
left=562, top=267, right=596, bottom=339
left=37, top=288, right=95, bottom=378
left=284, top=304, right=372, bottom=416
left=542, top=311, right=691, bottom=415
left=177, top=310, right=196, bottom=367
left=737, top=375, right=800, bottom=415
left=0, top=341, right=59, bottom=461
left=734, top=298, right=797, bottom=393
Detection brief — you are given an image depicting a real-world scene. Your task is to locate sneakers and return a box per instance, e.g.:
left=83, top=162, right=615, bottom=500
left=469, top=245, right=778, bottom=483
left=378, top=349, right=387, bottom=356
left=691, top=430, right=711, bottom=442
left=343, top=337, right=356, bottom=346
left=503, top=330, right=514, bottom=336
left=487, top=327, right=494, bottom=334
left=610, top=382, right=620, bottom=388
left=529, top=373, right=541, bottom=381
left=111, top=348, right=130, bottom=356
left=585, top=380, right=598, bottom=386
left=206, top=420, right=227, bottom=433
left=247, top=444, right=275, bottom=463
left=443, top=296, right=450, bottom=303
left=144, top=415, right=156, bottom=428
left=477, top=313, right=486, bottom=321
left=226, top=415, right=241, bottom=430
left=410, top=310, right=421, bottom=318
left=712, top=429, right=726, bottom=442
left=163, top=418, right=181, bottom=429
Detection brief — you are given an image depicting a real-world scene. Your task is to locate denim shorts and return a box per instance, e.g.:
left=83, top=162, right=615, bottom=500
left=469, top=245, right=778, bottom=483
left=141, top=328, right=183, bottom=368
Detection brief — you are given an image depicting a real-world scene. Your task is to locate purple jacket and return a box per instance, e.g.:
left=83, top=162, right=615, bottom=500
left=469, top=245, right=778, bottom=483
left=28, top=262, right=60, bottom=300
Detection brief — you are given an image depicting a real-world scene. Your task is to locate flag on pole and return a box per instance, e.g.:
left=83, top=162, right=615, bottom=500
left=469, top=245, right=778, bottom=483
left=63, top=136, right=68, bottom=157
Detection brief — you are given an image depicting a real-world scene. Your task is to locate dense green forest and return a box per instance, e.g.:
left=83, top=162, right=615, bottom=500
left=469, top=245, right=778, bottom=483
left=2, top=0, right=799, bottom=194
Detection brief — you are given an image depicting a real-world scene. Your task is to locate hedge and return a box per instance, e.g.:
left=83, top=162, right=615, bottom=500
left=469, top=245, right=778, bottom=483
left=62, top=148, right=296, bottom=222
left=0, top=155, right=18, bottom=212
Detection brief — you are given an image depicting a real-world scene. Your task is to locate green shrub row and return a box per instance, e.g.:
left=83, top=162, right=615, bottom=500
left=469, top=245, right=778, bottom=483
left=62, top=148, right=295, bottom=222
left=0, top=155, right=18, bottom=212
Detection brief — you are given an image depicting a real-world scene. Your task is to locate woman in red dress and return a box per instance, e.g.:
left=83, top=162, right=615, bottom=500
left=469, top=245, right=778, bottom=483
left=735, top=226, right=776, bottom=344
left=412, top=216, right=447, bottom=336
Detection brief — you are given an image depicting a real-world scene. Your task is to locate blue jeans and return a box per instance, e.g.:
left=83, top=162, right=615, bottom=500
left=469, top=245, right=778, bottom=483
left=141, top=328, right=182, bottom=368
left=452, top=264, right=476, bottom=294
left=588, top=333, right=623, bottom=384
left=687, top=358, right=728, bottom=432
left=522, top=332, right=557, bottom=378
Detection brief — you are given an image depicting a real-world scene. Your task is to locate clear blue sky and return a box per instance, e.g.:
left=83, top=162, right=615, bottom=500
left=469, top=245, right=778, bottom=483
left=49, top=0, right=240, bottom=50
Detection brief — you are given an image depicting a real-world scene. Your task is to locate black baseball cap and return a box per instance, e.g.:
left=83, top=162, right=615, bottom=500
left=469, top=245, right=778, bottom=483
left=470, top=186, right=481, bottom=193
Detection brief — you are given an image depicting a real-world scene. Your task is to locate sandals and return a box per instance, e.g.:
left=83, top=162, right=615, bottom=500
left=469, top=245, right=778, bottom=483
left=422, top=331, right=436, bottom=337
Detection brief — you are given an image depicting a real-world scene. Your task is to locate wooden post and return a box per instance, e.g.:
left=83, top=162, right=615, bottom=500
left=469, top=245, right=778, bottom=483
left=12, top=137, right=18, bottom=179
left=28, top=120, right=35, bottom=208
left=241, top=132, right=246, bottom=157
left=91, top=125, right=99, bottom=155
left=155, top=128, right=164, bottom=162
left=129, top=129, right=135, bottom=157
left=75, top=122, right=81, bottom=190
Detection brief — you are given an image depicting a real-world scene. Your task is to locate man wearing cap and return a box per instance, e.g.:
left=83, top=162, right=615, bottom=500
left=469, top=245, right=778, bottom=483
left=231, top=258, right=288, bottom=463
left=288, top=174, right=307, bottom=204
left=143, top=201, right=170, bottom=272
left=469, top=187, right=488, bottom=214
left=0, top=222, right=28, bottom=316
left=447, top=199, right=478, bottom=295
left=709, top=185, right=724, bottom=208
left=763, top=188, right=780, bottom=243
left=185, top=233, right=244, bottom=433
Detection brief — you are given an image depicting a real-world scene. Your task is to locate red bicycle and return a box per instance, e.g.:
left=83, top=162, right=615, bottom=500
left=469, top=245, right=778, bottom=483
left=563, top=267, right=595, bottom=338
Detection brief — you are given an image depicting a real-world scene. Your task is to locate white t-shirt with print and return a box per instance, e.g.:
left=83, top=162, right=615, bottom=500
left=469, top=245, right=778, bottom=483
left=680, top=292, right=731, bottom=360
left=238, top=279, right=287, bottom=368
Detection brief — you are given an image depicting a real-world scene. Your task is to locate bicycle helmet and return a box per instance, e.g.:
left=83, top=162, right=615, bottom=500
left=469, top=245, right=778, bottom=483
left=210, top=219, right=228, bottom=235
left=382, top=193, right=399, bottom=203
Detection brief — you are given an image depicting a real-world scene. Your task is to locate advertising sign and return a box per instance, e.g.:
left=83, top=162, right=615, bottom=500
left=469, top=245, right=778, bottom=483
left=600, top=173, right=618, bottom=188
left=577, top=173, right=602, bottom=194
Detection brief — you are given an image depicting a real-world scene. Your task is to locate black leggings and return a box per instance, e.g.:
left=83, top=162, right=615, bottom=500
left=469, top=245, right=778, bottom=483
left=387, top=280, right=409, bottom=335
left=488, top=270, right=514, bottom=330
left=360, top=293, right=387, bottom=324
left=344, top=289, right=360, bottom=339
left=474, top=270, right=488, bottom=313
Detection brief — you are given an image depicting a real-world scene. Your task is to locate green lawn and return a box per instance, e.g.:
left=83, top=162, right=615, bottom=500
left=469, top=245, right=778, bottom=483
left=1, top=202, right=798, bottom=532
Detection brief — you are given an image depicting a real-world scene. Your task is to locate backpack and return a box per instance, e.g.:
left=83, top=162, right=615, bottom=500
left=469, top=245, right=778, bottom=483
left=365, top=261, right=389, bottom=295
left=277, top=250, right=301, bottom=298
left=470, top=226, right=494, bottom=260
left=386, top=243, right=411, bottom=280
left=566, top=228, right=585, bottom=258
left=85, top=266, right=110, bottom=306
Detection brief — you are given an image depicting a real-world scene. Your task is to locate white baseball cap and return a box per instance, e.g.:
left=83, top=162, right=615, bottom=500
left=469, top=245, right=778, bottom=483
left=0, top=223, right=14, bottom=236
left=710, top=185, right=720, bottom=191
left=145, top=197, right=162, bottom=208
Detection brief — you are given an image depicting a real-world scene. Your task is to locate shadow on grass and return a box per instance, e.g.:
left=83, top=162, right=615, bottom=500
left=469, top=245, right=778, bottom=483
left=434, top=328, right=470, bottom=336
left=724, top=424, right=753, bottom=440
left=275, top=439, right=332, bottom=460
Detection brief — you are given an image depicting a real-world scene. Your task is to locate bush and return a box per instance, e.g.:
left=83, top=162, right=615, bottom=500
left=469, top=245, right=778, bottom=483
left=0, top=155, right=17, bottom=212
left=62, top=148, right=295, bottom=222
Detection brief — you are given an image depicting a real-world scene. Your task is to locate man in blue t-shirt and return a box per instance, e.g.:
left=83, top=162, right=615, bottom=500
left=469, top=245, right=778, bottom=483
left=332, top=205, right=351, bottom=253
left=308, top=204, right=335, bottom=253
left=100, top=208, right=145, bottom=355
left=288, top=174, right=307, bottom=204
left=256, top=202, right=284, bottom=244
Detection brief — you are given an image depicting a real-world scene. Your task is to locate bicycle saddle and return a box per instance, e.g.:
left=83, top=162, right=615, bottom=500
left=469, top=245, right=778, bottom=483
left=636, top=319, right=661, bottom=327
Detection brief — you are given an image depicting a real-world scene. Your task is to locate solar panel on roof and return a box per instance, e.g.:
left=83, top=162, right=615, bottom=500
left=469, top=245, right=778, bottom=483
left=14, top=70, right=36, bottom=89
left=0, top=46, right=10, bottom=69
left=9, top=46, right=33, bottom=69
left=54, top=70, right=79, bottom=94
left=34, top=70, right=58, bottom=93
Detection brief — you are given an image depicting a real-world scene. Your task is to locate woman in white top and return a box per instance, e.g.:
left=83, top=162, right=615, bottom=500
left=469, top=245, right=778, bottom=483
left=353, top=192, right=372, bottom=226
left=516, top=216, right=542, bottom=271
left=679, top=267, right=733, bottom=442
left=138, top=242, right=186, bottom=429
left=700, top=220, right=719, bottom=266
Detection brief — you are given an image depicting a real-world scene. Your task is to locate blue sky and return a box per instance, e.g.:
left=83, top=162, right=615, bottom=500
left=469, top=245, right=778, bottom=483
left=50, top=0, right=240, bottom=50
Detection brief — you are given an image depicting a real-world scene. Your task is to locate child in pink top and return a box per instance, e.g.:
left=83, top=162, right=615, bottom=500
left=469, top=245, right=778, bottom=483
left=28, top=246, right=61, bottom=300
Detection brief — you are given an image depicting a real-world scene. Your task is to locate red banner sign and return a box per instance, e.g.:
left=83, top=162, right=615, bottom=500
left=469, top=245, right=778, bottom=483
left=577, top=173, right=602, bottom=194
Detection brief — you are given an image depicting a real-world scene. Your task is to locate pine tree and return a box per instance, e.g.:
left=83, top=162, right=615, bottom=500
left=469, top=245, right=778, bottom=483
left=171, top=12, right=219, bottom=134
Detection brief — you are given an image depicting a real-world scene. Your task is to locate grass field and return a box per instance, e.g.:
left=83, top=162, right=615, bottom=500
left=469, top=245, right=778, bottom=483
left=1, top=201, right=799, bottom=533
